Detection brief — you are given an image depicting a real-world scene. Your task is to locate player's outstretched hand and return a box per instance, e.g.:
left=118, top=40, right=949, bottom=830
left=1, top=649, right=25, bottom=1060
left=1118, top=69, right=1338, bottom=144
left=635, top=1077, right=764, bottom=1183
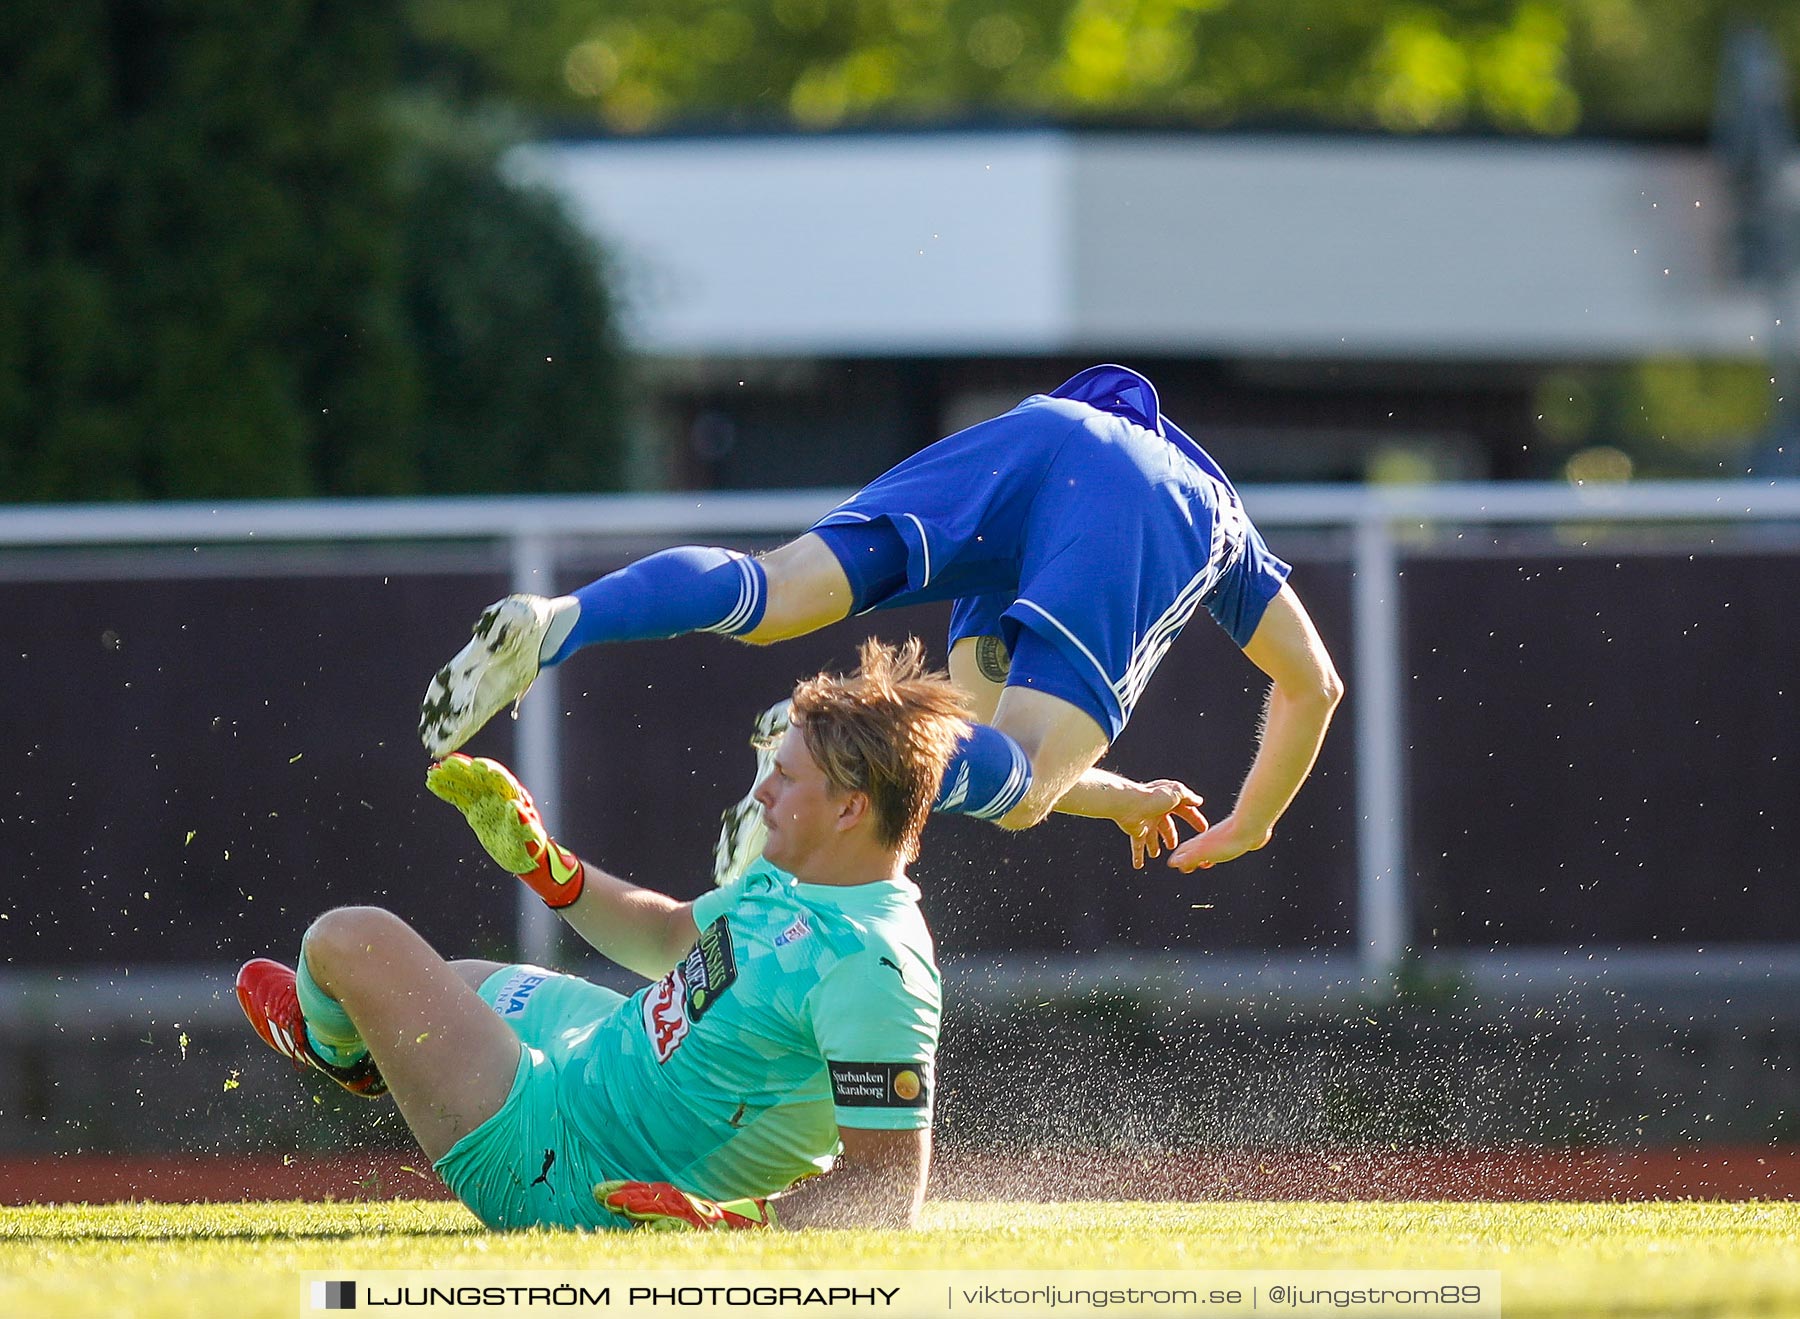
left=426, top=754, right=587, bottom=909
left=1115, top=779, right=1208, bottom=870
left=425, top=754, right=546, bottom=875
left=1167, top=813, right=1272, bottom=871
left=595, top=1180, right=775, bottom=1231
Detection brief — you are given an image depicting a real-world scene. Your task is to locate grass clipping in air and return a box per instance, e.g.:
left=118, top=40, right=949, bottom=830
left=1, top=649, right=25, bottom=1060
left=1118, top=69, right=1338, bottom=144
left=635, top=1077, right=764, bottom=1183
left=4, top=1201, right=1800, bottom=1317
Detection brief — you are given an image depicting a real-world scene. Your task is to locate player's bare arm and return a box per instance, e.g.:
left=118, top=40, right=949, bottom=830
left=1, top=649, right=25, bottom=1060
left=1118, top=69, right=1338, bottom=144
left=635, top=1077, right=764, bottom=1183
left=1169, top=584, right=1343, bottom=871
left=424, top=754, right=696, bottom=979
left=552, top=865, right=698, bottom=980
left=1014, top=758, right=1209, bottom=869
left=948, top=638, right=1207, bottom=866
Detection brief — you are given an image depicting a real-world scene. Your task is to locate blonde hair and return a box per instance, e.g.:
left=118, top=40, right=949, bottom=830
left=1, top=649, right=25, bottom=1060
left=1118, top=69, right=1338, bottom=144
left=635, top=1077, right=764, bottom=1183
left=788, top=638, right=971, bottom=860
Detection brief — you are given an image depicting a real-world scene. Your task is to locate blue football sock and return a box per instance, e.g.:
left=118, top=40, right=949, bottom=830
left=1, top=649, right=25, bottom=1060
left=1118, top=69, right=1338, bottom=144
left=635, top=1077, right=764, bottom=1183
left=296, top=939, right=368, bottom=1067
left=543, top=547, right=768, bottom=666
left=933, top=724, right=1034, bottom=822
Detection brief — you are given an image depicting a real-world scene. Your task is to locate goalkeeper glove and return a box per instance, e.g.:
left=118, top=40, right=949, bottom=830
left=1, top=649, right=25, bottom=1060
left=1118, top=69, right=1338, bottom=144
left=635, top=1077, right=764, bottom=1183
left=595, top=1180, right=776, bottom=1231
left=425, top=754, right=585, bottom=909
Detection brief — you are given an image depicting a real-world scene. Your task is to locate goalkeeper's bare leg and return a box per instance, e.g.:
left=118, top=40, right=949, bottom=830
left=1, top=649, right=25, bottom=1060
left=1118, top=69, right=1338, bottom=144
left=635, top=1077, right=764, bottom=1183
left=281, top=907, right=524, bottom=1163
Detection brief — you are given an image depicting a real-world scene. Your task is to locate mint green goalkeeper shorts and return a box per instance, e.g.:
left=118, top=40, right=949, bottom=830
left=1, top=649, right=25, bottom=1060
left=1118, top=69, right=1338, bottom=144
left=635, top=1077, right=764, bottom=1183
left=432, top=964, right=632, bottom=1231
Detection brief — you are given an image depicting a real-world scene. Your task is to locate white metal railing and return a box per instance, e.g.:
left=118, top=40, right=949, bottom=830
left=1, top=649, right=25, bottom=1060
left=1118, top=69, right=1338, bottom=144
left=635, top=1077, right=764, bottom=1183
left=7, top=479, right=1800, bottom=978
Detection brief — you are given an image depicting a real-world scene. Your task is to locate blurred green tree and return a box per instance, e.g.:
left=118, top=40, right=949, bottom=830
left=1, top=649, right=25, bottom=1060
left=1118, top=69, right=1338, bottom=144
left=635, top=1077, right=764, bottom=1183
left=1535, top=359, right=1773, bottom=478
left=0, top=0, right=413, bottom=500
left=403, top=0, right=1799, bottom=137
left=392, top=98, right=627, bottom=495
left=0, top=0, right=628, bottom=501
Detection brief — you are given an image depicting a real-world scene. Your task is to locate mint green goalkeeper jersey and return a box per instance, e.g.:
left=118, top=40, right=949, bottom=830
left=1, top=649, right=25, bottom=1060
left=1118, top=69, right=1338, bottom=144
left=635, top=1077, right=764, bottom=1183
left=565, top=859, right=941, bottom=1201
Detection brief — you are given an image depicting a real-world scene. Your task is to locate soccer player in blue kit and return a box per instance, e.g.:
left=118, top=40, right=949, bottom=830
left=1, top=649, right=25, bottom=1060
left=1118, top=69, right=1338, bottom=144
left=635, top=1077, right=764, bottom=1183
left=420, top=364, right=1342, bottom=872
left=237, top=640, right=962, bottom=1231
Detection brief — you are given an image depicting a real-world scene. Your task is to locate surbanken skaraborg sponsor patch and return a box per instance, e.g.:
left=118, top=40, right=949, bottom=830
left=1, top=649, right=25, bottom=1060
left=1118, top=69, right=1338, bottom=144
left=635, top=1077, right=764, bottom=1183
left=828, top=1060, right=931, bottom=1108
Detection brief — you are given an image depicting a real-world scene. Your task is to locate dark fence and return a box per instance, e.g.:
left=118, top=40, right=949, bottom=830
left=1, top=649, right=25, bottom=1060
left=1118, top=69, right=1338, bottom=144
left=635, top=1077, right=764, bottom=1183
left=2, top=533, right=1795, bottom=971
left=0, top=538, right=1354, bottom=968
left=1407, top=546, right=1800, bottom=947
left=1, top=549, right=517, bottom=972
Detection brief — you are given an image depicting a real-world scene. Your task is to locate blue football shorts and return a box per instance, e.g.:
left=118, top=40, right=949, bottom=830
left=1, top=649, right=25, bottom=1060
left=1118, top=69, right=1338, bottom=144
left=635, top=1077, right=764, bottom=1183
left=815, top=392, right=1289, bottom=739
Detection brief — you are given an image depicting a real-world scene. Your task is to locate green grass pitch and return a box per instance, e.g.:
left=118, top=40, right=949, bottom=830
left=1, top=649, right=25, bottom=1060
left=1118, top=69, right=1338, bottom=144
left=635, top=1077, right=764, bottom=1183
left=5, top=1201, right=1799, bottom=1317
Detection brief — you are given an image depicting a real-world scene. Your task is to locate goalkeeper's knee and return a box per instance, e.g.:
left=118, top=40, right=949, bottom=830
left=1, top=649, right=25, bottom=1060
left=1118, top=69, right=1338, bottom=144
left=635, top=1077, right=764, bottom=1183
left=932, top=724, right=1033, bottom=823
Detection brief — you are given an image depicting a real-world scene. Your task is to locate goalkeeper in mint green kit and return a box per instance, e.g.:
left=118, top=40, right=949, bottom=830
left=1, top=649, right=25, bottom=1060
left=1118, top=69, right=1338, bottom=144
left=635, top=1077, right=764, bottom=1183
left=234, top=639, right=961, bottom=1230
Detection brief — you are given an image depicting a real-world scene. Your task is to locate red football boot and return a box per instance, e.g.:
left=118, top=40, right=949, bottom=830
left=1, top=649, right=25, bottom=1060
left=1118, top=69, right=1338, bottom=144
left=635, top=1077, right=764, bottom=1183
left=234, top=958, right=388, bottom=1098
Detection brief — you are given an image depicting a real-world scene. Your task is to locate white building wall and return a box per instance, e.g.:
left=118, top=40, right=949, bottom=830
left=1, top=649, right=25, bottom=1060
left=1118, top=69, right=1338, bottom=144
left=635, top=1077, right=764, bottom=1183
left=1070, top=136, right=1763, bottom=358
left=519, top=133, right=1074, bottom=355
left=517, top=129, right=1782, bottom=361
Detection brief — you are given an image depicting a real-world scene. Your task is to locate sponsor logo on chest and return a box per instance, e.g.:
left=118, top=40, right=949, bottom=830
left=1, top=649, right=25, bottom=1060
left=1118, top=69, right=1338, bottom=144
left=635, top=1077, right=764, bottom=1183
left=642, top=916, right=740, bottom=1064
left=642, top=966, right=689, bottom=1062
